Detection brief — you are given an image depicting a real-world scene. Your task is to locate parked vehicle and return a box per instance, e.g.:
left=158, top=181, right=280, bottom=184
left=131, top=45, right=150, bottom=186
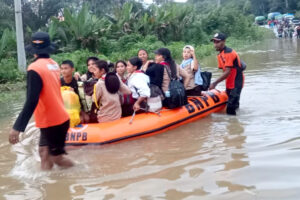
left=268, top=12, right=281, bottom=20
left=292, top=18, right=300, bottom=26
left=255, top=16, right=266, bottom=25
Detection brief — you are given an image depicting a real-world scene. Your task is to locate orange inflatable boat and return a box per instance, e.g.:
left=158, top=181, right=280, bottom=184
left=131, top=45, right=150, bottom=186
left=65, top=89, right=228, bottom=146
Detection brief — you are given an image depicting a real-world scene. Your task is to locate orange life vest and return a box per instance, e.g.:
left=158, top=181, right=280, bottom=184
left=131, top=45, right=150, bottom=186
left=27, top=58, right=69, bottom=128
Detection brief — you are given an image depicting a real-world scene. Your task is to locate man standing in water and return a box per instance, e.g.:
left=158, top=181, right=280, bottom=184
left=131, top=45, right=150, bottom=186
left=9, top=32, right=73, bottom=170
left=209, top=33, right=244, bottom=115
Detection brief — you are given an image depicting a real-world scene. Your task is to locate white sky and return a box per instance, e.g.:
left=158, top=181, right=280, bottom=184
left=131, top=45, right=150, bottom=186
left=143, top=0, right=188, bottom=4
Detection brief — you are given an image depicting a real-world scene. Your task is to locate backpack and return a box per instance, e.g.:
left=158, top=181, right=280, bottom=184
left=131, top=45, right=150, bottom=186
left=165, top=66, right=187, bottom=109
left=200, top=71, right=212, bottom=91
left=240, top=60, right=247, bottom=71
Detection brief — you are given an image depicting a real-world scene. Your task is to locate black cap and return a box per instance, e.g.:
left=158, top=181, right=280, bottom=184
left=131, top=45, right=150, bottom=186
left=211, top=33, right=227, bottom=42
left=154, top=48, right=171, bottom=57
left=25, top=32, right=56, bottom=54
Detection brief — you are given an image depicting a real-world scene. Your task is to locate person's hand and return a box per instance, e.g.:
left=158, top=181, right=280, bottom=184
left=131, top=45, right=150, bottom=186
left=209, top=82, right=217, bottom=90
left=142, top=60, right=154, bottom=71
left=147, top=60, right=154, bottom=64
left=133, top=102, right=141, bottom=111
left=9, top=129, right=20, bottom=144
left=74, top=72, right=81, bottom=81
left=190, top=49, right=196, bottom=57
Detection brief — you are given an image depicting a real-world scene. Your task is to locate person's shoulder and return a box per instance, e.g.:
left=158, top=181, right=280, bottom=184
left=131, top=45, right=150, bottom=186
left=71, top=77, right=78, bottom=85
left=224, top=46, right=233, bottom=54
left=27, top=62, right=36, bottom=71
left=60, top=77, right=65, bottom=84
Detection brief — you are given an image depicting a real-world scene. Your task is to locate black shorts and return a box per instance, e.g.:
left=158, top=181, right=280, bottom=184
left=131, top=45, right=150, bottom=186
left=39, top=120, right=70, bottom=156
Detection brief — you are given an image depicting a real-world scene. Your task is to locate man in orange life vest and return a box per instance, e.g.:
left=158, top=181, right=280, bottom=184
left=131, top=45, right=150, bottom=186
left=209, top=33, right=244, bottom=115
left=8, top=32, right=73, bottom=170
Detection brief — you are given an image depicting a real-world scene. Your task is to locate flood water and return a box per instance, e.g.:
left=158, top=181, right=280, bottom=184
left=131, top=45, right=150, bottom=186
left=1, top=38, right=300, bottom=200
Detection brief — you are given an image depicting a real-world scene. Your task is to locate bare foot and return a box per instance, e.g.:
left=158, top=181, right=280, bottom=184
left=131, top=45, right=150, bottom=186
left=51, top=155, right=74, bottom=169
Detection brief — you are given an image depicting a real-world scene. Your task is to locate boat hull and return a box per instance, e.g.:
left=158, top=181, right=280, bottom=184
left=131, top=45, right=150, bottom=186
left=65, top=90, right=228, bottom=146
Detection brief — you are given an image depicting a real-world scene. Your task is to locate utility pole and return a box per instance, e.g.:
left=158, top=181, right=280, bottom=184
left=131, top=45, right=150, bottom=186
left=285, top=0, right=289, bottom=9
left=14, top=0, right=27, bottom=72
left=217, top=0, right=221, bottom=8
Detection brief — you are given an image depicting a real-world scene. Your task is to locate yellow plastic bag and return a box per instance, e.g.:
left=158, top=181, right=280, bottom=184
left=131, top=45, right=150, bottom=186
left=61, top=86, right=81, bottom=127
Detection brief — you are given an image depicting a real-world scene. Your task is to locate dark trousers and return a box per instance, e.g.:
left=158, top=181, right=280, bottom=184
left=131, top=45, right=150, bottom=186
left=226, top=88, right=242, bottom=115
left=186, top=85, right=203, bottom=96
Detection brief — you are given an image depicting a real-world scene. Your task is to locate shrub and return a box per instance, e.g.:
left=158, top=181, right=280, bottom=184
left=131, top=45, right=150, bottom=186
left=51, top=50, right=108, bottom=74
left=0, top=58, right=25, bottom=83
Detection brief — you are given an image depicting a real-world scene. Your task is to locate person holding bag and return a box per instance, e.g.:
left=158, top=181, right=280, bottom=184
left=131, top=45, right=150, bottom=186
left=154, top=48, right=190, bottom=108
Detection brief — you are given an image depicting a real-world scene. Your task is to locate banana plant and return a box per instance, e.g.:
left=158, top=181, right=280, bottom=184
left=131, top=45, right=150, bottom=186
left=0, top=28, right=16, bottom=59
left=49, top=3, right=112, bottom=51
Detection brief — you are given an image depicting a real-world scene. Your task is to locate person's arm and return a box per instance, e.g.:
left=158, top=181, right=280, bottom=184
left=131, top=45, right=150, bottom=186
left=135, top=76, right=151, bottom=98
left=178, top=66, right=191, bottom=89
left=80, top=74, right=87, bottom=82
left=9, top=70, right=42, bottom=144
left=74, top=72, right=81, bottom=81
left=93, top=81, right=102, bottom=107
left=191, top=50, right=199, bottom=71
left=133, top=96, right=147, bottom=111
left=142, top=60, right=154, bottom=72
left=209, top=67, right=231, bottom=90
left=133, top=75, right=150, bottom=111
left=119, top=80, right=132, bottom=95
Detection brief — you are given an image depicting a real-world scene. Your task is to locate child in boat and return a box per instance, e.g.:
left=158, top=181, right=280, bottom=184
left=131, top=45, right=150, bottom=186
left=180, top=45, right=203, bottom=96
left=126, top=57, right=151, bottom=112
left=73, top=57, right=99, bottom=122
left=60, top=60, right=89, bottom=123
left=114, top=60, right=136, bottom=117
left=114, top=60, right=127, bottom=82
left=74, top=57, right=98, bottom=81
left=93, top=60, right=131, bottom=123
left=60, top=60, right=80, bottom=96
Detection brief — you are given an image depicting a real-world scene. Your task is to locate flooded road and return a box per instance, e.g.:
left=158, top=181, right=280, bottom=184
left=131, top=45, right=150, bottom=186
left=1, top=38, right=300, bottom=200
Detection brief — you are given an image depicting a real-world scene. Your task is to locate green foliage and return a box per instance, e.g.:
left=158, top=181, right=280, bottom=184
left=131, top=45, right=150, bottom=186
left=51, top=50, right=108, bottom=74
left=0, top=58, right=25, bottom=83
left=109, top=34, right=164, bottom=61
left=0, top=0, right=274, bottom=84
left=0, top=28, right=16, bottom=59
left=49, top=4, right=112, bottom=52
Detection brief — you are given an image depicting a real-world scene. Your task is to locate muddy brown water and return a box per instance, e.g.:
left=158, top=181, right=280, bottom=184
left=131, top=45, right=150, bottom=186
left=1, top=39, right=300, bottom=200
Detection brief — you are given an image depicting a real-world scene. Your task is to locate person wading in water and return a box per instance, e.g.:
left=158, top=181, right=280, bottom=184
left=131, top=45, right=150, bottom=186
left=8, top=32, right=74, bottom=170
left=209, top=33, right=244, bottom=115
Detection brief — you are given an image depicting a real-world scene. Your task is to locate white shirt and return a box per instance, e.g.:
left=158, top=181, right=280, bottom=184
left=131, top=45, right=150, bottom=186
left=127, top=71, right=150, bottom=99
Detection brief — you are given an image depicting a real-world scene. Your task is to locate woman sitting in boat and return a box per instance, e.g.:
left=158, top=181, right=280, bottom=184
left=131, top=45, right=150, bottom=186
left=138, top=49, right=153, bottom=72
left=114, top=60, right=127, bottom=82
left=180, top=45, right=203, bottom=96
left=154, top=48, right=190, bottom=93
left=93, top=60, right=131, bottom=123
left=126, top=57, right=151, bottom=112
left=113, top=60, right=135, bottom=117
left=74, top=57, right=99, bottom=81
left=72, top=57, right=99, bottom=122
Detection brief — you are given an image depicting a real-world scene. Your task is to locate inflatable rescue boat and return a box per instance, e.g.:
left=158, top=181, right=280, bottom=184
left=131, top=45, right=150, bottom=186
left=65, top=89, right=228, bottom=146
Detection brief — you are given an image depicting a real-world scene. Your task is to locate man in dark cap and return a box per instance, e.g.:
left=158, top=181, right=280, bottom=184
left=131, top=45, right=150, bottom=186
left=209, top=33, right=244, bottom=115
left=9, top=32, right=74, bottom=170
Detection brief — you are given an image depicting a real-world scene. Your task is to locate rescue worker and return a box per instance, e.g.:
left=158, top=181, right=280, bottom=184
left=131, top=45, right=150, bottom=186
left=209, top=33, right=244, bottom=115
left=8, top=32, right=73, bottom=170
